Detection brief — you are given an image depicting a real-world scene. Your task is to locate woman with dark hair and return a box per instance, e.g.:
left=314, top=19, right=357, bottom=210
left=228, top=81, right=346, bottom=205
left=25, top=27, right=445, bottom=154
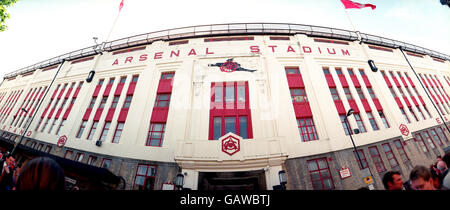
left=16, top=157, right=66, bottom=190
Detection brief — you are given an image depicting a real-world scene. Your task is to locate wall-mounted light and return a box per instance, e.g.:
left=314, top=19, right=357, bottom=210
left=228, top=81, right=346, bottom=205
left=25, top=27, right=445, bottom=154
left=279, top=170, right=287, bottom=190
left=176, top=173, right=184, bottom=190
left=86, top=70, right=95, bottom=83
left=368, top=60, right=378, bottom=72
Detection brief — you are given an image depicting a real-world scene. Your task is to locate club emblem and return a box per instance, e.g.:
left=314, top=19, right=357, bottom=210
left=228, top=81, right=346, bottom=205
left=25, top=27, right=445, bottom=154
left=221, top=134, right=240, bottom=156
left=399, top=124, right=409, bottom=137
left=209, top=58, right=256, bottom=73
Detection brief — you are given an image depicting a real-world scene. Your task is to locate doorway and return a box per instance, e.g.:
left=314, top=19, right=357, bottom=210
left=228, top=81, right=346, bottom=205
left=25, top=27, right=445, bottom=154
left=198, top=170, right=266, bottom=190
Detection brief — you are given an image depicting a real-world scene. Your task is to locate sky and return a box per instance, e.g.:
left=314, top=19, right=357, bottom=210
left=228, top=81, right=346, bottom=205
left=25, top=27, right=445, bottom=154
left=0, top=0, right=449, bottom=79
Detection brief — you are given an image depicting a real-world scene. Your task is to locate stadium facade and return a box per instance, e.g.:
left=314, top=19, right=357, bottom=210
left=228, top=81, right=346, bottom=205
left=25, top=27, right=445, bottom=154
left=0, top=23, right=449, bottom=190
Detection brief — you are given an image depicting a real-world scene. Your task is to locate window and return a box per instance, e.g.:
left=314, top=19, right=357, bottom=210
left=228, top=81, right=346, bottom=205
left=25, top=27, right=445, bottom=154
left=225, top=85, right=235, bottom=103
left=290, top=88, right=308, bottom=102
left=213, top=117, right=222, bottom=140
left=41, top=118, right=50, bottom=132
left=414, top=133, right=428, bottom=153
left=37, top=144, right=43, bottom=151
left=225, top=117, right=237, bottom=134
left=87, top=121, right=98, bottom=140
left=408, top=107, right=419, bottom=122
left=161, top=72, right=175, bottom=80
left=336, top=68, right=343, bottom=75
left=76, top=120, right=87, bottom=138
left=369, top=146, right=386, bottom=173
left=239, top=116, right=249, bottom=139
left=30, top=142, right=36, bottom=149
left=75, top=153, right=84, bottom=162
left=133, top=164, right=156, bottom=190
left=155, top=94, right=171, bottom=108
left=120, top=77, right=127, bottom=83
left=214, top=86, right=223, bottom=102
left=60, top=98, right=68, bottom=109
left=330, top=88, right=340, bottom=101
left=354, top=113, right=366, bottom=133
left=64, top=150, right=73, bottom=159
left=297, top=117, right=318, bottom=142
left=394, top=139, right=410, bottom=162
left=430, top=129, right=443, bottom=146
left=400, top=108, right=410, bottom=124
left=146, top=123, right=165, bottom=147
left=389, top=88, right=398, bottom=97
left=398, top=88, right=406, bottom=97
left=343, top=88, right=353, bottom=100
left=88, top=97, right=97, bottom=109
left=56, top=119, right=66, bottom=135
left=359, top=69, right=366, bottom=76
left=424, top=106, right=432, bottom=118
left=382, top=143, right=399, bottom=167
left=422, top=131, right=436, bottom=150
left=112, top=122, right=124, bottom=143
left=111, top=96, right=120, bottom=109
left=367, top=112, right=379, bottom=131
left=356, top=88, right=365, bottom=99
left=132, top=75, right=139, bottom=83
left=237, top=84, right=246, bottom=103
left=323, top=68, right=330, bottom=75
left=44, top=146, right=52, bottom=153
left=98, top=122, right=111, bottom=142
left=285, top=67, right=300, bottom=74
left=437, top=127, right=448, bottom=142
left=340, top=115, right=352, bottom=136
left=101, top=159, right=112, bottom=169
left=367, top=88, right=376, bottom=99
left=98, top=79, right=104, bottom=86
left=109, top=78, right=115, bottom=85
left=99, top=97, right=108, bottom=109
left=35, top=118, right=43, bottom=131
left=416, top=106, right=426, bottom=120
left=87, top=156, right=97, bottom=165
left=348, top=68, right=354, bottom=75
left=123, top=96, right=133, bottom=108
left=307, top=158, right=334, bottom=190
left=354, top=149, right=369, bottom=170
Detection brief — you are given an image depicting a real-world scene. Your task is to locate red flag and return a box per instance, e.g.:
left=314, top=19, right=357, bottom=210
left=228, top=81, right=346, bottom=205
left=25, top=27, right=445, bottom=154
left=340, top=0, right=376, bottom=10
left=119, top=0, right=124, bottom=12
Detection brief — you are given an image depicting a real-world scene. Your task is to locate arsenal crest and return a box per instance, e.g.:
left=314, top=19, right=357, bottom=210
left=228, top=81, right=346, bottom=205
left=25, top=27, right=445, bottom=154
left=221, top=134, right=240, bottom=156
left=209, top=58, right=256, bottom=73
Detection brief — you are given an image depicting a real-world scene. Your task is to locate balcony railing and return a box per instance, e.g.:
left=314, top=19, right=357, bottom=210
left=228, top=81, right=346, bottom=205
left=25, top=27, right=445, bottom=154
left=3, top=23, right=449, bottom=79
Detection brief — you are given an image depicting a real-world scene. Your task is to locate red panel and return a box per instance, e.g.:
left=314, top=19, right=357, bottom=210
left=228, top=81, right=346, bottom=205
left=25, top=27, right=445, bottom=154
left=383, top=76, right=392, bottom=87
left=29, top=108, right=36, bottom=116
left=55, top=108, right=63, bottom=119
left=51, top=89, right=58, bottom=99
left=407, top=77, right=415, bottom=87
left=293, top=102, right=312, bottom=118
left=350, top=76, right=361, bottom=87
left=117, top=108, right=129, bottom=122
left=436, top=94, right=443, bottom=103
left=372, top=98, right=383, bottom=111
left=334, top=101, right=346, bottom=115
left=411, top=96, right=419, bottom=106
left=400, top=77, right=408, bottom=87
left=338, top=75, right=349, bottom=87
left=41, top=108, right=48, bottom=118
left=325, top=75, right=336, bottom=87
left=57, top=88, right=65, bottom=99
left=151, top=108, right=170, bottom=122
left=418, top=96, right=425, bottom=106
left=114, top=84, right=125, bottom=96
left=436, top=78, right=444, bottom=88
left=73, top=87, right=81, bottom=98
left=93, top=86, right=102, bottom=97
left=157, top=80, right=174, bottom=93
left=403, top=97, right=411, bottom=107
left=431, top=94, right=438, bottom=104
left=47, top=108, right=55, bottom=119
left=62, top=104, right=73, bottom=120
left=431, top=78, right=439, bottom=87
left=426, top=78, right=434, bottom=87
left=422, top=78, right=428, bottom=87
left=361, top=99, right=371, bottom=112
left=105, top=108, right=115, bottom=122
left=93, top=108, right=104, bottom=121
left=392, top=77, right=401, bottom=87
left=65, top=88, right=73, bottom=99
left=348, top=100, right=359, bottom=113
left=103, top=85, right=112, bottom=96
left=395, top=97, right=403, bottom=108
left=127, top=83, right=136, bottom=95
left=83, top=109, right=92, bottom=120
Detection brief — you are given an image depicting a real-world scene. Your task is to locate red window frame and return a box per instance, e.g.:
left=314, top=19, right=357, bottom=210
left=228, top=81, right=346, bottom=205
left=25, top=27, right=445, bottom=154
left=393, top=139, right=410, bottom=162
left=379, top=110, right=390, bottom=128
left=422, top=131, right=437, bottom=150
left=430, top=129, right=443, bottom=146
left=382, top=143, right=399, bottom=167
left=111, top=96, right=120, bottom=109
left=354, top=149, right=369, bottom=170
left=155, top=93, right=171, bottom=108
left=437, top=127, right=449, bottom=142
left=161, top=72, right=175, bottom=80
left=123, top=95, right=133, bottom=109
left=307, top=158, right=335, bottom=190
left=133, top=164, right=156, bottom=190
left=369, top=146, right=386, bottom=173
left=290, top=88, right=308, bottom=103
left=112, top=122, right=124, bottom=143
left=146, top=123, right=165, bottom=147
left=414, top=133, right=429, bottom=153
left=329, top=88, right=340, bottom=101
left=343, top=88, right=353, bottom=100
left=297, top=117, right=318, bottom=142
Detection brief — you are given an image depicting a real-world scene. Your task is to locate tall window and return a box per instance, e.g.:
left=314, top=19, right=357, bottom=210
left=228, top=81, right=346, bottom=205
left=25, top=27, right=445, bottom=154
left=393, top=139, right=410, bottom=162
left=290, top=88, right=308, bottom=102
left=369, top=146, right=386, bottom=173
left=416, top=106, right=426, bottom=120
left=400, top=108, right=410, bottom=123
left=329, top=88, right=340, bottom=101
left=87, top=156, right=97, bottom=165
left=88, top=97, right=97, bottom=109
left=356, top=88, right=365, bottom=99
left=408, top=107, right=419, bottom=122
left=367, top=88, right=376, bottom=99
left=87, top=121, right=98, bottom=140
left=76, top=120, right=87, bottom=138
left=99, top=97, right=108, bottom=109
left=354, top=150, right=369, bottom=170
left=41, top=118, right=50, bottom=132
left=297, top=118, right=318, bottom=142
left=429, top=129, right=443, bottom=146
left=422, top=131, right=437, bottom=150
left=111, top=96, right=120, bottom=109
left=48, top=119, right=57, bottom=133
left=133, top=164, right=156, bottom=190
left=414, top=133, right=428, bottom=153
left=155, top=94, right=171, bottom=108
left=307, top=158, right=334, bottom=190
left=112, top=122, right=124, bottom=143
left=98, top=122, right=111, bottom=142
left=354, top=113, right=366, bottom=133
left=146, top=123, right=165, bottom=147
left=382, top=143, right=399, bottom=167
left=340, top=115, right=352, bottom=135
left=437, top=127, right=449, bottom=142
left=75, top=153, right=84, bottom=162
left=424, top=106, right=432, bottom=118
left=56, top=119, right=66, bottom=135
left=367, top=112, right=379, bottom=131
left=101, top=159, right=112, bottom=169
left=64, top=150, right=73, bottom=159
left=343, top=88, right=353, bottom=100
left=123, top=95, right=133, bottom=108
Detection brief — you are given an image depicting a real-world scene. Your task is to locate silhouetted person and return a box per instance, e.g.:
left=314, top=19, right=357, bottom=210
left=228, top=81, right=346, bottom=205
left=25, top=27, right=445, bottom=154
left=16, top=157, right=65, bottom=190
left=0, top=153, right=15, bottom=190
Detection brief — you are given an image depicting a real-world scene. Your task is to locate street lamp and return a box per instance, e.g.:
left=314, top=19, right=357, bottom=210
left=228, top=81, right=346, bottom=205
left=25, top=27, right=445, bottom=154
left=278, top=170, right=287, bottom=190
left=344, top=109, right=364, bottom=169
left=175, top=173, right=184, bottom=190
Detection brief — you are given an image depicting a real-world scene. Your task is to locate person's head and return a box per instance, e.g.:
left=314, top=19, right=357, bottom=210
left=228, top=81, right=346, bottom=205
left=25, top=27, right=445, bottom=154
left=383, top=171, right=404, bottom=190
left=429, top=166, right=441, bottom=189
left=436, top=161, right=447, bottom=173
left=437, top=156, right=442, bottom=162
left=4, top=153, right=15, bottom=166
left=410, top=165, right=436, bottom=190
left=443, top=153, right=450, bottom=169
left=16, top=157, right=65, bottom=190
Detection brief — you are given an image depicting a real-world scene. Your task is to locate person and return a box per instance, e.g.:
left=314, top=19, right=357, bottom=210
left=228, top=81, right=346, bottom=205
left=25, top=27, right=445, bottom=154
left=409, top=165, right=436, bottom=190
left=11, top=162, right=22, bottom=190
left=382, top=171, right=404, bottom=190
left=16, top=157, right=66, bottom=190
left=430, top=165, right=443, bottom=189
left=0, top=152, right=15, bottom=190
left=442, top=153, right=450, bottom=189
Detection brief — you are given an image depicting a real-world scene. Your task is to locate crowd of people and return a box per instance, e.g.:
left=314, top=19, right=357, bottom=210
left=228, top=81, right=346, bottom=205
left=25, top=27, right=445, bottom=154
left=383, top=153, right=450, bottom=190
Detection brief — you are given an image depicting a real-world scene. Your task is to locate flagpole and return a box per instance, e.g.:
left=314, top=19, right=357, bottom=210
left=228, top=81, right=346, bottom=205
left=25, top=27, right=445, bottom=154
left=342, top=6, right=362, bottom=41
left=106, top=11, right=121, bottom=42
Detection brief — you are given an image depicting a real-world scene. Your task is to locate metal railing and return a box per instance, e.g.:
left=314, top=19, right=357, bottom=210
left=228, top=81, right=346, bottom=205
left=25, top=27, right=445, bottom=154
left=3, top=23, right=449, bottom=79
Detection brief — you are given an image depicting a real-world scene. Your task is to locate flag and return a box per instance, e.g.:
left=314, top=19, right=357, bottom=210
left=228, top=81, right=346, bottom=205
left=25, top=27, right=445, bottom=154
left=340, top=0, right=376, bottom=10
left=119, top=0, right=124, bottom=12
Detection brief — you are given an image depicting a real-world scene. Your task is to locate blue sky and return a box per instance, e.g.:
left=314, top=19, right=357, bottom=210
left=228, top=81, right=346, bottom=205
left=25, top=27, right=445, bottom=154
left=0, top=0, right=449, bottom=78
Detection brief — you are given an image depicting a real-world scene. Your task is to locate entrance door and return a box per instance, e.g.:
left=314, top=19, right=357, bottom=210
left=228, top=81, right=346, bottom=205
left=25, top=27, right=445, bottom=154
left=198, top=170, right=266, bottom=190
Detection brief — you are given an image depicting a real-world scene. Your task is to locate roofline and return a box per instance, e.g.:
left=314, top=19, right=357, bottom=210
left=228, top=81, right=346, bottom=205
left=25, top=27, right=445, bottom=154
left=3, top=22, right=450, bottom=79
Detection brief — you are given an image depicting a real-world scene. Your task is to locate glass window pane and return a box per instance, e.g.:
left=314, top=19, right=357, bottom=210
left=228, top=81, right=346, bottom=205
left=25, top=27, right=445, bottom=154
left=239, top=116, right=248, bottom=139
left=308, top=161, right=318, bottom=171
left=237, top=85, right=245, bottom=102
left=213, top=117, right=222, bottom=140
left=137, top=166, right=147, bottom=175
left=225, top=117, right=236, bottom=134
left=225, top=85, right=235, bottom=102
left=215, top=86, right=222, bottom=102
